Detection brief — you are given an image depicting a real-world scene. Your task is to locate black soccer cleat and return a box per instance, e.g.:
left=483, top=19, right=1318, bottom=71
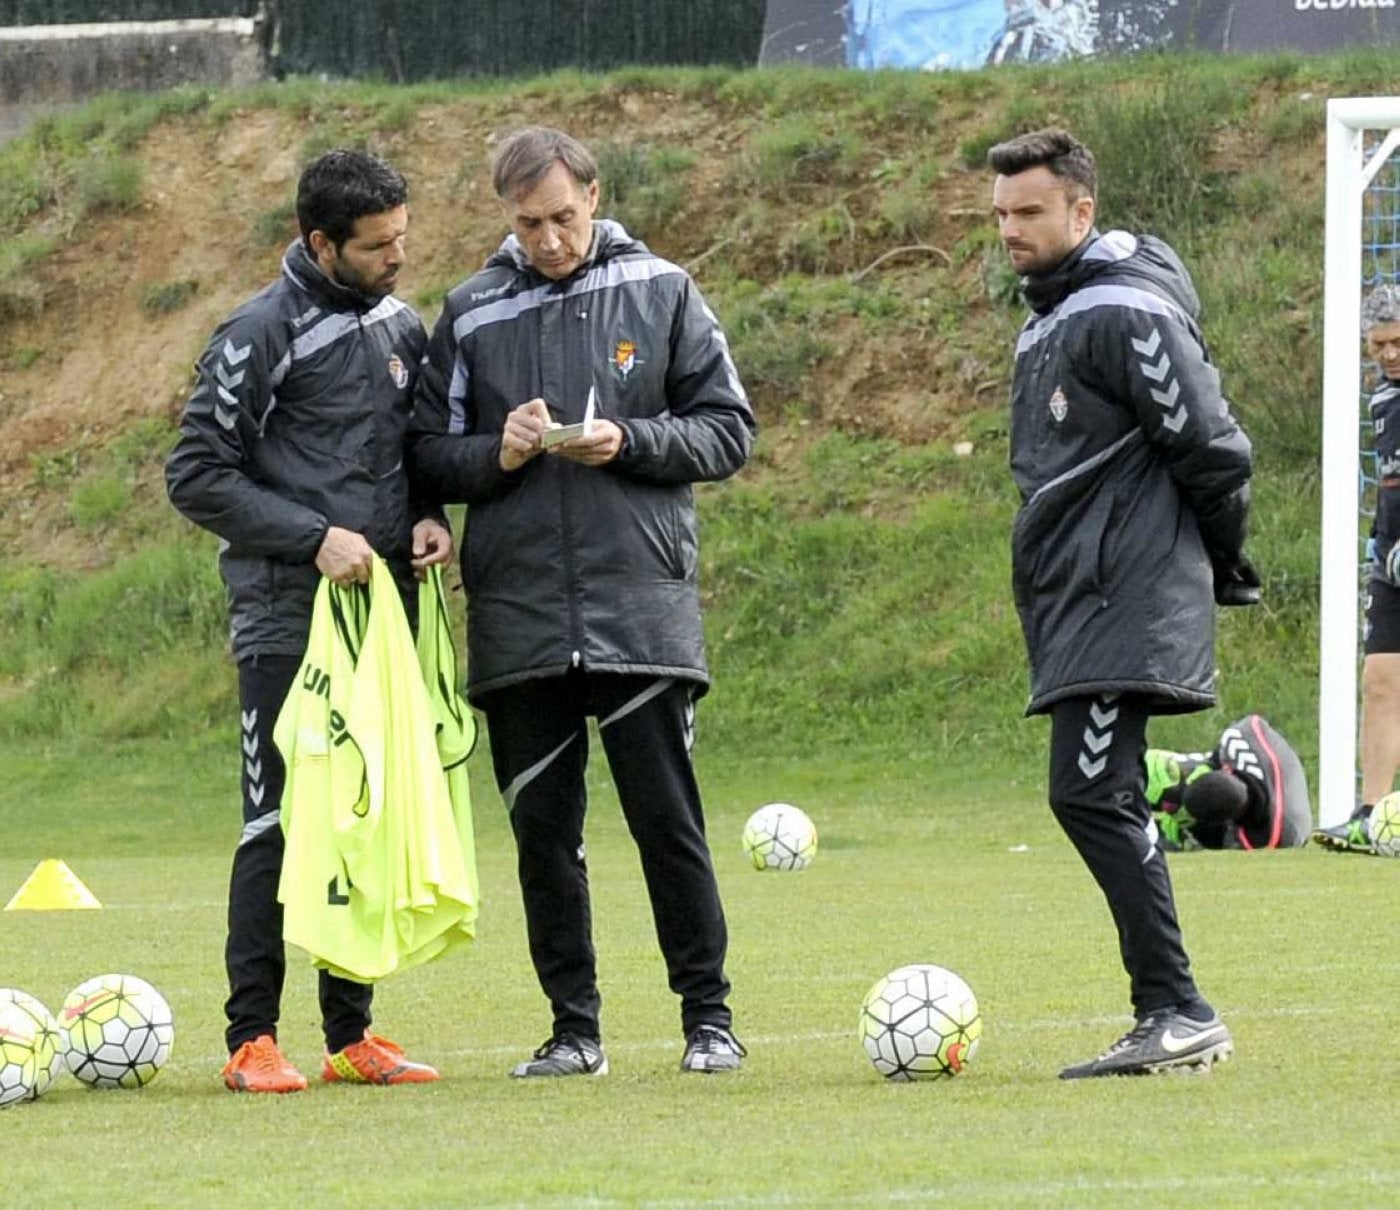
left=1311, top=808, right=1377, bottom=855
left=1059, top=1010, right=1233, bottom=1079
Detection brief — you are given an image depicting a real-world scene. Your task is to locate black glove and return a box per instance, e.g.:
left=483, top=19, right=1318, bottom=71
left=1213, top=555, right=1261, bottom=607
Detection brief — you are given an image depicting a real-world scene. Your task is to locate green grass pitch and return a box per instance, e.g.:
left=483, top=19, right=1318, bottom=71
left=3, top=737, right=1399, bottom=1207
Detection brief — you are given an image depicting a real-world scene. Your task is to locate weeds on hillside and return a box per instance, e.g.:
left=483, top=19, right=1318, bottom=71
left=72, top=154, right=144, bottom=215
left=0, top=234, right=55, bottom=318
left=69, top=475, right=132, bottom=531
left=957, top=93, right=1050, bottom=169
left=597, top=141, right=696, bottom=242
left=139, top=279, right=199, bottom=316
left=1068, top=76, right=1241, bottom=238
left=874, top=155, right=946, bottom=243
left=250, top=200, right=297, bottom=248
left=0, top=538, right=227, bottom=737
left=748, top=117, right=861, bottom=189
left=27, top=446, right=80, bottom=489
left=1261, top=94, right=1324, bottom=148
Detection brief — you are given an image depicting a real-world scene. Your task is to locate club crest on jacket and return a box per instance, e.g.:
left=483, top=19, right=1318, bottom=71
left=613, top=339, right=640, bottom=379
left=388, top=354, right=409, bottom=389
left=1049, top=386, right=1068, bottom=422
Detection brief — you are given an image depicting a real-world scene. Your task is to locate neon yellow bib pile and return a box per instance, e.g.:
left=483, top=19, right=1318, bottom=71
left=275, top=560, right=478, bottom=982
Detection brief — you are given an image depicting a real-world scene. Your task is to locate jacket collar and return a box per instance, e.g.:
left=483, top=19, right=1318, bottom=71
left=1020, top=229, right=1141, bottom=315
left=486, top=219, right=642, bottom=284
left=280, top=238, right=385, bottom=313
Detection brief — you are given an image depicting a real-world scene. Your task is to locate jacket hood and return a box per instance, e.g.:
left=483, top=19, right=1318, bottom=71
left=280, top=238, right=388, bottom=313
left=1022, top=229, right=1201, bottom=319
left=485, top=219, right=648, bottom=280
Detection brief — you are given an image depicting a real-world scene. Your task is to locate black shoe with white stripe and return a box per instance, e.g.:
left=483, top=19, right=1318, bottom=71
left=510, top=1033, right=608, bottom=1078
left=1059, top=1010, right=1232, bottom=1080
left=680, top=1024, right=746, bottom=1073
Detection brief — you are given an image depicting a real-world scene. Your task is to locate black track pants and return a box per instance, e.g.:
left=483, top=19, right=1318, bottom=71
left=481, top=672, right=732, bottom=1039
left=227, top=655, right=372, bottom=1054
left=1048, top=694, right=1202, bottom=1018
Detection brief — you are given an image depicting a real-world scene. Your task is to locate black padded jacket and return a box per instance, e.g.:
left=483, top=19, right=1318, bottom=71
left=166, top=239, right=429, bottom=659
left=1008, top=230, right=1253, bottom=716
left=407, top=221, right=755, bottom=702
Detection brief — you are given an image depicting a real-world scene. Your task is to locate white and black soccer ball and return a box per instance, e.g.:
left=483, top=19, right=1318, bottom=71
left=1369, top=792, right=1400, bottom=858
left=859, top=963, right=981, bottom=1082
left=742, top=802, right=819, bottom=871
left=60, top=973, right=174, bottom=1089
left=0, top=988, right=64, bottom=1100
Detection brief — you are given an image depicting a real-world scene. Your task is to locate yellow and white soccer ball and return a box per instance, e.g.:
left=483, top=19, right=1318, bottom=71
left=742, top=802, right=818, bottom=871
left=60, top=973, right=174, bottom=1089
left=0, top=988, right=63, bottom=1101
left=0, top=1000, right=48, bottom=1108
left=1369, top=792, right=1400, bottom=858
left=859, top=963, right=982, bottom=1082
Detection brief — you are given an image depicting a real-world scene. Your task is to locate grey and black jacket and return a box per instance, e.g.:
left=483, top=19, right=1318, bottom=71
left=166, top=239, right=429, bottom=660
left=1008, top=230, right=1253, bottom=716
left=1368, top=377, right=1400, bottom=583
left=408, top=220, right=755, bottom=702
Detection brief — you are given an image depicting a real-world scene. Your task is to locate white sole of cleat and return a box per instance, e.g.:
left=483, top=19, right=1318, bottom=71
left=1141, top=1040, right=1234, bottom=1075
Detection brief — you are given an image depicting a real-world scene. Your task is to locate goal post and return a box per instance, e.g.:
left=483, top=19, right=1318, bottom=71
left=1319, top=97, right=1400, bottom=827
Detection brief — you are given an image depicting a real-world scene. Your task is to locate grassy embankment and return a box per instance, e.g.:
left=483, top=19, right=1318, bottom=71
left=2, top=51, right=1392, bottom=769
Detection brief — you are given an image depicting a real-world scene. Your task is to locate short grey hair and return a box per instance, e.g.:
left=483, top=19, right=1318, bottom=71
left=491, top=126, right=597, bottom=201
left=1363, top=284, right=1400, bottom=332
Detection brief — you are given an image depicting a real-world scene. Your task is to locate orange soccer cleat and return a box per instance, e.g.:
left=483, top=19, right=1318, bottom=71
left=321, top=1032, right=440, bottom=1085
left=222, top=1034, right=309, bottom=1094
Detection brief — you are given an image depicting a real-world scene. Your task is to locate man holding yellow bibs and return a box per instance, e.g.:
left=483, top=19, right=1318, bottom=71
left=167, top=149, right=454, bottom=1093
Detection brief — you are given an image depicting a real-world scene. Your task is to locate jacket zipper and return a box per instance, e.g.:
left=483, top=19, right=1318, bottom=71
left=557, top=297, right=584, bottom=669
left=559, top=460, right=583, bottom=668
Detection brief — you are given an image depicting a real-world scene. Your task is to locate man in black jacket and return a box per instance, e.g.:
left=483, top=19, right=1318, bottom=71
left=409, top=126, right=756, bottom=1077
left=167, top=149, right=451, bottom=1093
left=989, top=128, right=1257, bottom=1078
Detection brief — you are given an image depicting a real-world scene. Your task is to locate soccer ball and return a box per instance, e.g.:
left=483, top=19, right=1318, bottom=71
left=0, top=988, right=63, bottom=1100
left=60, top=974, right=174, bottom=1089
left=1370, top=792, right=1400, bottom=858
left=859, top=963, right=982, bottom=1082
left=742, top=802, right=818, bottom=871
left=0, top=1001, right=46, bottom=1108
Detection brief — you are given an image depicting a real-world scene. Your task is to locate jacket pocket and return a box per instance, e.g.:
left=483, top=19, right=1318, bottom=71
left=1015, top=487, right=1114, bottom=609
left=664, top=492, right=697, bottom=581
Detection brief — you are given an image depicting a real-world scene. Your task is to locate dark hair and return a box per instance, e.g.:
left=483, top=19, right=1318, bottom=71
left=986, top=128, right=1097, bottom=201
left=491, top=126, right=597, bottom=201
left=296, top=149, right=408, bottom=248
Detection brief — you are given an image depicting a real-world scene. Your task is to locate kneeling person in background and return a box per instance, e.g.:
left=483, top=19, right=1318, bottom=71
left=1146, top=715, right=1312, bottom=851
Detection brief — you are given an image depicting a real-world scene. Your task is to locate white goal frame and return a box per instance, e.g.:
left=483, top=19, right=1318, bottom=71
left=1319, top=97, right=1400, bottom=827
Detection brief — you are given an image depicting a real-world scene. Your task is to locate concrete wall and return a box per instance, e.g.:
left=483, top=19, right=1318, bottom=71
left=0, top=17, right=267, bottom=105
